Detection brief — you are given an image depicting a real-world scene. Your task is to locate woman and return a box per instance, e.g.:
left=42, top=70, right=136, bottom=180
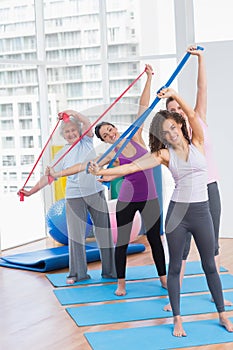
left=164, top=45, right=232, bottom=309
left=48, top=65, right=167, bottom=296
left=18, top=110, right=116, bottom=284
left=88, top=87, right=233, bottom=337
left=94, top=64, right=167, bottom=295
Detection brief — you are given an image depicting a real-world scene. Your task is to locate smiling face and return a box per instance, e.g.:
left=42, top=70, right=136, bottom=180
left=162, top=118, right=183, bottom=146
left=99, top=124, right=120, bottom=144
left=62, top=122, right=81, bottom=145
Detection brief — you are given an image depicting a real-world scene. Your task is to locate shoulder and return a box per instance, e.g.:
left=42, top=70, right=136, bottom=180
left=157, top=149, right=170, bottom=166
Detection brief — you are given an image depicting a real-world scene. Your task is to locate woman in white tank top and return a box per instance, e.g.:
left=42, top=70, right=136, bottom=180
left=88, top=87, right=233, bottom=337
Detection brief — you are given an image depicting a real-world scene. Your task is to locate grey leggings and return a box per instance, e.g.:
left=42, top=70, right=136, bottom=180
left=165, top=200, right=225, bottom=316
left=182, top=182, right=221, bottom=259
left=66, top=191, right=116, bottom=281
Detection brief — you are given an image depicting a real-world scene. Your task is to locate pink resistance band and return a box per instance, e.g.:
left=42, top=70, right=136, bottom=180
left=19, top=68, right=146, bottom=201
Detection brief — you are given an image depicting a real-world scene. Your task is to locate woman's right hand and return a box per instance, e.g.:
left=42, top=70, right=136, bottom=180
left=157, top=87, right=176, bottom=99
left=46, top=166, right=56, bottom=178
left=145, top=64, right=153, bottom=79
left=17, top=188, right=31, bottom=197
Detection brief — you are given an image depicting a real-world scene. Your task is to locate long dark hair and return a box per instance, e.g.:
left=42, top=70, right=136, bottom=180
left=95, top=121, right=115, bottom=141
left=149, top=110, right=190, bottom=153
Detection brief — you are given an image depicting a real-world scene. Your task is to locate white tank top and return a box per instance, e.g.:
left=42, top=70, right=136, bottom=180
left=168, top=143, right=208, bottom=203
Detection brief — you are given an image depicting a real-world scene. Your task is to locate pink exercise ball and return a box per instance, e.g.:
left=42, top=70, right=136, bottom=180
left=107, top=199, right=142, bottom=244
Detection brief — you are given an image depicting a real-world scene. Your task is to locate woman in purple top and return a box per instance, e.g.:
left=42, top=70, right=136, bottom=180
left=94, top=64, right=167, bottom=296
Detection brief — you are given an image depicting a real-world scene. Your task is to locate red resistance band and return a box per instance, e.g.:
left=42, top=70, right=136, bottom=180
left=50, top=69, right=146, bottom=171
left=19, top=119, right=61, bottom=201
left=19, top=68, right=146, bottom=201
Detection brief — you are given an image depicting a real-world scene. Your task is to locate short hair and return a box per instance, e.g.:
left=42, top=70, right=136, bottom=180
left=59, top=116, right=82, bottom=136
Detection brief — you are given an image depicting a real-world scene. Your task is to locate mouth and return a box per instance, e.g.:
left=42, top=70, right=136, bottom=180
left=170, top=135, right=178, bottom=142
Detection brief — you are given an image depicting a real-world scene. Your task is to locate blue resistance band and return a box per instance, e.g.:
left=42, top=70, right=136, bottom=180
left=91, top=46, right=204, bottom=187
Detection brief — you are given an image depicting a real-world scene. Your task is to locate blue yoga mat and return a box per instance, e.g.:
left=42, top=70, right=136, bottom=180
left=67, top=291, right=233, bottom=326
left=53, top=273, right=233, bottom=305
left=46, top=260, right=227, bottom=287
left=0, top=242, right=145, bottom=272
left=84, top=317, right=233, bottom=350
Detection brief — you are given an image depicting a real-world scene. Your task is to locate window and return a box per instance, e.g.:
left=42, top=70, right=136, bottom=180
left=0, top=103, right=13, bottom=117
left=2, top=136, right=15, bottom=148
left=2, top=155, right=16, bottom=166
left=20, top=154, right=34, bottom=165
left=19, top=119, right=33, bottom=129
left=18, top=102, right=32, bottom=116
left=20, top=136, right=34, bottom=148
left=0, top=120, right=14, bottom=130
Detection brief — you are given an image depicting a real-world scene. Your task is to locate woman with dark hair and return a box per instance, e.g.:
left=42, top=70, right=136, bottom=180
left=88, top=87, right=233, bottom=337
left=93, top=64, right=167, bottom=296
left=164, top=46, right=232, bottom=309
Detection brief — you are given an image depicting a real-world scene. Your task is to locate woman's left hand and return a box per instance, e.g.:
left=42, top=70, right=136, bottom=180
left=88, top=161, right=100, bottom=175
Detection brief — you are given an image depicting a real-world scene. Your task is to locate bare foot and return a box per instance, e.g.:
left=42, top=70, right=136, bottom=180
left=219, top=313, right=233, bottom=332
left=163, top=302, right=172, bottom=312
left=115, top=278, right=126, bottom=296
left=173, top=316, right=187, bottom=337
left=160, top=275, right=167, bottom=289
left=66, top=277, right=76, bottom=285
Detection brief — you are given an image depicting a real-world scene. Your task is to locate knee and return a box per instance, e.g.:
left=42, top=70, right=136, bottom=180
left=201, top=261, right=217, bottom=275
left=168, top=262, right=182, bottom=277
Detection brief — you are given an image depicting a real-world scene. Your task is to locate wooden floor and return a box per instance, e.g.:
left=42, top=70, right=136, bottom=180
left=1, top=235, right=233, bottom=350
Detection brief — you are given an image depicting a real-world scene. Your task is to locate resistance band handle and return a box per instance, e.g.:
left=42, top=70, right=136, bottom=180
left=86, top=162, right=110, bottom=188
left=48, top=175, right=55, bottom=185
left=60, top=112, right=70, bottom=122
left=101, top=180, right=110, bottom=189
left=19, top=192, right=24, bottom=202
left=156, top=45, right=204, bottom=94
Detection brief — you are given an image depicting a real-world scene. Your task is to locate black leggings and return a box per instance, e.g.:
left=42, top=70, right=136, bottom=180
left=115, top=199, right=166, bottom=279
left=182, top=182, right=221, bottom=259
left=166, top=200, right=225, bottom=316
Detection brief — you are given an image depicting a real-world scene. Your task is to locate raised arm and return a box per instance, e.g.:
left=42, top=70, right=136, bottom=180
left=134, top=64, right=153, bottom=140
left=59, top=109, right=94, bottom=137
left=187, top=46, right=207, bottom=122
left=158, top=87, right=204, bottom=146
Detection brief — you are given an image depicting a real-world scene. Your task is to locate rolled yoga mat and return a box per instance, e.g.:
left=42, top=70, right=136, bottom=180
left=0, top=242, right=145, bottom=272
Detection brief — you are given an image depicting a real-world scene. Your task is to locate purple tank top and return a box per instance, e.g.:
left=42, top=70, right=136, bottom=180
left=116, top=140, right=158, bottom=202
